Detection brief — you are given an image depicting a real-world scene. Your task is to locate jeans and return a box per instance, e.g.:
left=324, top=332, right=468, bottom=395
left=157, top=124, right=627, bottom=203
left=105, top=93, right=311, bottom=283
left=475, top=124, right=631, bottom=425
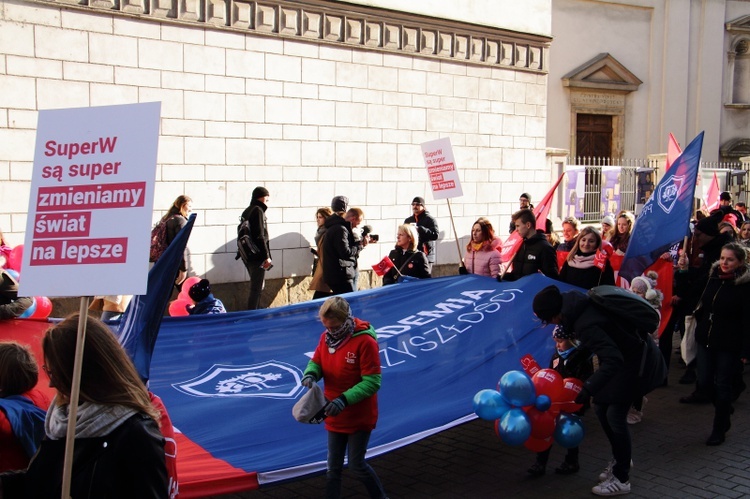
left=696, top=344, right=735, bottom=405
left=246, top=264, right=265, bottom=310
left=594, top=401, right=631, bottom=483
left=326, top=430, right=386, bottom=499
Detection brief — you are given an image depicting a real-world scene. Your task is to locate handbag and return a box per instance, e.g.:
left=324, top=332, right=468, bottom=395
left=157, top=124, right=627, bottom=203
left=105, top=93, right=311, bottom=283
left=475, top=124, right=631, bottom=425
left=681, top=315, right=697, bottom=365
left=292, top=383, right=328, bottom=424
left=637, top=337, right=668, bottom=395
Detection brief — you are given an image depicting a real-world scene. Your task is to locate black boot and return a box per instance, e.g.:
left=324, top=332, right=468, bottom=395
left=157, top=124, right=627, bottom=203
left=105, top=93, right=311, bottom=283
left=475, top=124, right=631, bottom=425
left=706, top=403, right=731, bottom=446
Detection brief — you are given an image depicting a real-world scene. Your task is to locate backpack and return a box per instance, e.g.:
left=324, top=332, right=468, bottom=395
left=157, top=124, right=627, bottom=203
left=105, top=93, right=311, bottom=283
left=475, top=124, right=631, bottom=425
left=587, top=285, right=660, bottom=339
left=587, top=285, right=666, bottom=394
left=149, top=217, right=170, bottom=263
left=236, top=210, right=261, bottom=264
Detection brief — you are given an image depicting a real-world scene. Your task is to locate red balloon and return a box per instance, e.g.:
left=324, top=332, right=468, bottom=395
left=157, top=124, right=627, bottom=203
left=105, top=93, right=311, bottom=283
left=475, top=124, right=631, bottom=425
left=30, top=296, right=52, bottom=319
left=524, top=435, right=553, bottom=453
left=168, top=299, right=191, bottom=317
left=7, top=245, right=23, bottom=272
left=558, top=377, right=584, bottom=413
left=527, top=407, right=557, bottom=439
left=531, top=368, right=565, bottom=402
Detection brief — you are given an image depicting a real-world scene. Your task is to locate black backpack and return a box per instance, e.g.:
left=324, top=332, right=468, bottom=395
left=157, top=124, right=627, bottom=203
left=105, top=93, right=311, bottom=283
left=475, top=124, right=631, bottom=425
left=587, top=285, right=666, bottom=394
left=236, top=209, right=261, bottom=264
left=587, top=285, right=660, bottom=339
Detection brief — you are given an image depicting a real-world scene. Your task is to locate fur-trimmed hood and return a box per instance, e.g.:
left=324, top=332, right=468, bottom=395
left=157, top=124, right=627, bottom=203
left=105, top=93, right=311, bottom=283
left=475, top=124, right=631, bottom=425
left=708, top=260, right=750, bottom=285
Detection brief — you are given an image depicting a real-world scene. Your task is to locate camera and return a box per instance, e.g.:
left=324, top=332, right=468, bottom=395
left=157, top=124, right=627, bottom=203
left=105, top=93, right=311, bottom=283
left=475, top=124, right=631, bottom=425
left=362, top=225, right=379, bottom=243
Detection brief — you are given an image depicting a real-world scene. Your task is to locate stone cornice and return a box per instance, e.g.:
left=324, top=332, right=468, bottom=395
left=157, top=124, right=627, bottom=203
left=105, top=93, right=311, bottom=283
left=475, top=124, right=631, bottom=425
left=24, top=0, right=550, bottom=73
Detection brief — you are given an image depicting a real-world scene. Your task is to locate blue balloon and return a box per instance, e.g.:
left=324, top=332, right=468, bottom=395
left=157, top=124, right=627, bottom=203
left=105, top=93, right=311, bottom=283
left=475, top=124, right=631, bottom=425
left=553, top=413, right=585, bottom=448
left=498, top=370, right=536, bottom=407
left=472, top=389, right=511, bottom=421
left=535, top=394, right=551, bottom=412
left=497, top=408, right=532, bottom=446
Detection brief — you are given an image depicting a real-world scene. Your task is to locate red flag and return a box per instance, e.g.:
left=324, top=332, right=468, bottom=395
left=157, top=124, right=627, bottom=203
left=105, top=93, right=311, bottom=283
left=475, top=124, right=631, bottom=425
left=593, top=240, right=614, bottom=270
left=534, top=172, right=566, bottom=231
left=705, top=172, right=720, bottom=212
left=666, top=133, right=681, bottom=170
left=372, top=256, right=394, bottom=276
left=500, top=172, right=566, bottom=264
left=556, top=250, right=568, bottom=271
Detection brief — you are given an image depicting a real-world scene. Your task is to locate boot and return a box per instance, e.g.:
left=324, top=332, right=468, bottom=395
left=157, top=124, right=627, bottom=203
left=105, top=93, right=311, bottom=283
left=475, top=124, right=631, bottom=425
left=706, top=402, right=731, bottom=446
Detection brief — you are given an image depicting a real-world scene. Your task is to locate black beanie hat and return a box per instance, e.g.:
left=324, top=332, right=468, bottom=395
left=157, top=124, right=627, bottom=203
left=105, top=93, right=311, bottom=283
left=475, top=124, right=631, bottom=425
left=252, top=186, right=269, bottom=200
left=331, top=195, right=349, bottom=213
left=520, top=193, right=531, bottom=201
left=189, top=279, right=211, bottom=302
left=532, top=285, right=563, bottom=323
left=695, top=214, right=720, bottom=236
left=412, top=196, right=426, bottom=205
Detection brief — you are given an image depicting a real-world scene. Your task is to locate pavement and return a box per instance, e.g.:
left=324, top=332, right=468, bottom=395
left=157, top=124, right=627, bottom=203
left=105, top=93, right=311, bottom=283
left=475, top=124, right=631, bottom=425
left=210, top=342, right=750, bottom=499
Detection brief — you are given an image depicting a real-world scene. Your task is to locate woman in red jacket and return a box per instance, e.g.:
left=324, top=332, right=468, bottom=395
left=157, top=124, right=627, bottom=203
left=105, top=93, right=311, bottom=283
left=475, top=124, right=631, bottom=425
left=301, top=296, right=387, bottom=499
left=0, top=341, right=50, bottom=472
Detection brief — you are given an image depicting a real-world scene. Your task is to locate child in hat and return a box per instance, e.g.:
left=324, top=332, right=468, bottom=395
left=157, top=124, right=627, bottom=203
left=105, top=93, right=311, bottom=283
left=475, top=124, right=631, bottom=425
left=187, top=279, right=226, bottom=315
left=528, top=325, right=593, bottom=477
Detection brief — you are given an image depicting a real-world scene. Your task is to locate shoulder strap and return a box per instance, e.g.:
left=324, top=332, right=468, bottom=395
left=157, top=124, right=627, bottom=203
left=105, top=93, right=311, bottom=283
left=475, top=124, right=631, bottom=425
left=397, top=252, right=420, bottom=273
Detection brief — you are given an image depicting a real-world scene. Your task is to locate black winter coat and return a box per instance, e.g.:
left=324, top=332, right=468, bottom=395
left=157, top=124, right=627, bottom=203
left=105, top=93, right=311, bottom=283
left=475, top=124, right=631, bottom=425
left=382, top=248, right=431, bottom=285
left=694, top=262, right=750, bottom=355
left=0, top=413, right=168, bottom=499
left=560, top=291, right=642, bottom=405
left=559, top=256, right=615, bottom=290
left=404, top=211, right=439, bottom=263
left=322, top=214, right=362, bottom=289
left=240, top=200, right=271, bottom=263
left=504, top=232, right=559, bottom=282
left=165, top=214, right=188, bottom=271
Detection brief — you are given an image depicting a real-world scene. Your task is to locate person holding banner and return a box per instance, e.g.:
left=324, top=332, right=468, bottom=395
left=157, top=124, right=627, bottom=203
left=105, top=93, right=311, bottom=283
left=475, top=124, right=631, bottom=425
left=463, top=218, right=501, bottom=278
left=0, top=315, right=169, bottom=498
left=503, top=210, right=559, bottom=282
left=403, top=197, right=439, bottom=266
left=559, top=227, right=615, bottom=290
left=382, top=224, right=431, bottom=285
left=300, top=297, right=387, bottom=499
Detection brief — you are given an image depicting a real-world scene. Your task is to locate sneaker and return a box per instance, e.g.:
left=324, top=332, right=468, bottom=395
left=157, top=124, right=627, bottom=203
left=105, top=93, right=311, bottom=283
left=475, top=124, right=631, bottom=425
left=599, top=459, right=634, bottom=481
left=592, top=475, right=631, bottom=496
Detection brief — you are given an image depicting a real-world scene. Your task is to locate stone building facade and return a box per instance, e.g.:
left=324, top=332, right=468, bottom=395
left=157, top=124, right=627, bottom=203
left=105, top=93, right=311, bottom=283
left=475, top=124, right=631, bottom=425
left=0, top=0, right=552, bottom=308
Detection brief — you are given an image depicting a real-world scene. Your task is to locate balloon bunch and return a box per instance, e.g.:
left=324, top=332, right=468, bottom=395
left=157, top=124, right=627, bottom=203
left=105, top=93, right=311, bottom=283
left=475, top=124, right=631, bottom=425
left=167, top=276, right=201, bottom=316
left=472, top=367, right=586, bottom=451
left=1, top=244, right=53, bottom=319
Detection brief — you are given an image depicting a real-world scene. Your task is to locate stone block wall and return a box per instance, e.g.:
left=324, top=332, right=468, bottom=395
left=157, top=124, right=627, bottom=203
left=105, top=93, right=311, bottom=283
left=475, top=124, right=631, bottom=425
left=1, top=0, right=551, bottom=308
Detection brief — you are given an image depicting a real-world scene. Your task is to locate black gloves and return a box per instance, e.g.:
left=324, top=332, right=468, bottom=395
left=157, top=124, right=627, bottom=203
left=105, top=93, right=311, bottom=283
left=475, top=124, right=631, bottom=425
left=325, top=396, right=347, bottom=417
left=458, top=266, right=469, bottom=275
left=574, top=387, right=590, bottom=405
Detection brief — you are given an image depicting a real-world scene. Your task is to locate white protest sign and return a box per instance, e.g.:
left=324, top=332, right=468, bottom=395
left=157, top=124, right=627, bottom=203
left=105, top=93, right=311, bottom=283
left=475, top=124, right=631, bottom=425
left=19, top=102, right=161, bottom=297
left=420, top=137, right=463, bottom=200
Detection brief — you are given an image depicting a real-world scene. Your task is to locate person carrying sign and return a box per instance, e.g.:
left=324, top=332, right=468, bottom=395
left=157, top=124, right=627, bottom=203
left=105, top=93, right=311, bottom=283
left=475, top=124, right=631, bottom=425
left=0, top=315, right=168, bottom=498
left=403, top=197, right=439, bottom=267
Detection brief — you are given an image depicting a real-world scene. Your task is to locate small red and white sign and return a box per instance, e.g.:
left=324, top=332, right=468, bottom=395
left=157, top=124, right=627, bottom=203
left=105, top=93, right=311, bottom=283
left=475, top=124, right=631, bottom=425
left=19, top=102, right=161, bottom=297
left=420, top=137, right=463, bottom=200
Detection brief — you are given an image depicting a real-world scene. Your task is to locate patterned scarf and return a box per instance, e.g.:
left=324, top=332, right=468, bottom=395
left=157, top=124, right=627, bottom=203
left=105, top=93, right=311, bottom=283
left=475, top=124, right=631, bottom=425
left=325, top=314, right=355, bottom=350
left=45, top=397, right=136, bottom=439
left=567, top=251, right=596, bottom=269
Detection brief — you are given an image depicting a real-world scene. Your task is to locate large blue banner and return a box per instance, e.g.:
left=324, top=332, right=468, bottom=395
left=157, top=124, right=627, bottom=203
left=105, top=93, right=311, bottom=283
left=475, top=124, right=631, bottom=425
left=148, top=274, right=575, bottom=487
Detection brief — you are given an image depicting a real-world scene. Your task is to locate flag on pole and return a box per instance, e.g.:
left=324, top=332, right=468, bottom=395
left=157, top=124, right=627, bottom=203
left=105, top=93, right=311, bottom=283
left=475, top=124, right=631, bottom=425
left=500, top=172, right=566, bottom=263
left=666, top=132, right=681, bottom=170
left=619, top=132, right=704, bottom=282
left=117, top=213, right=196, bottom=383
left=704, top=172, right=720, bottom=212
left=372, top=256, right=395, bottom=276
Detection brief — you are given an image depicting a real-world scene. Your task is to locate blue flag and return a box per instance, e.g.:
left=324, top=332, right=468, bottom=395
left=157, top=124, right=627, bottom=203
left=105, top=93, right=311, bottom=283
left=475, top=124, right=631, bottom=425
left=117, top=213, right=196, bottom=382
left=619, top=132, right=704, bottom=282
